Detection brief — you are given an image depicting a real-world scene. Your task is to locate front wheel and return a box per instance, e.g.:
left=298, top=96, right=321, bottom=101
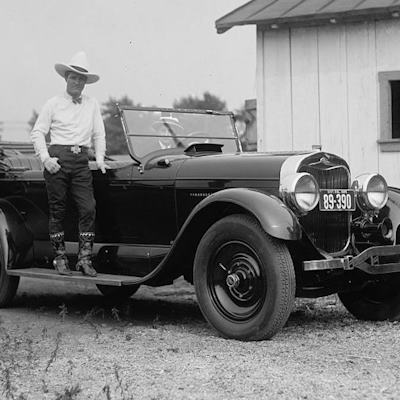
left=0, top=243, right=19, bottom=307
left=194, top=214, right=296, bottom=341
left=339, top=277, right=400, bottom=321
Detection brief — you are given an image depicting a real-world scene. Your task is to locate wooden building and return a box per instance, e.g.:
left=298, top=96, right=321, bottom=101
left=217, top=0, right=400, bottom=185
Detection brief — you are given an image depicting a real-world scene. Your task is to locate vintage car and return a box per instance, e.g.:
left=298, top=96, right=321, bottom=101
left=1, top=106, right=400, bottom=341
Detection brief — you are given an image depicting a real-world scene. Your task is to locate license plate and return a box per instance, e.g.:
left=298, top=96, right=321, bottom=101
left=319, top=189, right=356, bottom=211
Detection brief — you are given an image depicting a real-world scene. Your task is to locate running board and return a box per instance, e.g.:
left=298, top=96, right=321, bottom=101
left=6, top=268, right=141, bottom=286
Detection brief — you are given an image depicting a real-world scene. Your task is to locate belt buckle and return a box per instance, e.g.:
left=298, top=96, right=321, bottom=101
left=71, top=145, right=81, bottom=154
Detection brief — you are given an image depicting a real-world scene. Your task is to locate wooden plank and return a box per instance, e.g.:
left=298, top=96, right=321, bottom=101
left=290, top=26, right=320, bottom=150
left=284, top=0, right=334, bottom=17
left=261, top=29, right=293, bottom=151
left=361, top=0, right=400, bottom=8
left=345, top=21, right=379, bottom=177
left=322, top=0, right=370, bottom=14
left=256, top=26, right=266, bottom=151
left=253, top=0, right=304, bottom=19
left=317, top=24, right=349, bottom=158
left=7, top=268, right=141, bottom=286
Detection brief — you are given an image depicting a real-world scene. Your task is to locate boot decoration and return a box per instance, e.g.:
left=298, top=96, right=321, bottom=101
left=49, top=231, right=72, bottom=275
left=76, top=232, right=97, bottom=277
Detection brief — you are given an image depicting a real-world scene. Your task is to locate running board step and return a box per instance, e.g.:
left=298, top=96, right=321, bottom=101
left=6, top=268, right=141, bottom=286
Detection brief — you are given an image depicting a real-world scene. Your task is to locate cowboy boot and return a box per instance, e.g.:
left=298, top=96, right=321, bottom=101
left=75, top=232, right=97, bottom=277
left=50, top=232, right=72, bottom=275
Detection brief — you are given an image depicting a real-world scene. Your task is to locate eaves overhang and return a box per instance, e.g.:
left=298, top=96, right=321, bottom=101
left=216, top=0, right=400, bottom=33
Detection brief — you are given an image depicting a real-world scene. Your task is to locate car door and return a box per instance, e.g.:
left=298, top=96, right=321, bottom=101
left=93, top=158, right=179, bottom=246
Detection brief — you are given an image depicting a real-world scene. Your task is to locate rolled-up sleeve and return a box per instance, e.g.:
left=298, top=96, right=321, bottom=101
left=31, top=101, right=52, bottom=162
left=92, top=99, right=106, bottom=162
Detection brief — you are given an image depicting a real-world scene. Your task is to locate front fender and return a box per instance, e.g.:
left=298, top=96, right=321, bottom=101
left=189, top=188, right=301, bottom=240
left=385, top=187, right=400, bottom=243
left=141, top=187, right=302, bottom=286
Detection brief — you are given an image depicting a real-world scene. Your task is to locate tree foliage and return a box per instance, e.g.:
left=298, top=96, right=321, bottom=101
left=173, top=91, right=226, bottom=111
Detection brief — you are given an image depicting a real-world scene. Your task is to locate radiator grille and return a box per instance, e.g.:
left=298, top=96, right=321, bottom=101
left=299, top=163, right=350, bottom=254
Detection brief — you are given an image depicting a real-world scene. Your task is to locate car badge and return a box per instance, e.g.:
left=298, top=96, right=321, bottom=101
left=320, top=156, right=330, bottom=165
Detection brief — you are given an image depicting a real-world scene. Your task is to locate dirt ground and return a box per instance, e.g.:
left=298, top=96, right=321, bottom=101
left=0, top=277, right=400, bottom=400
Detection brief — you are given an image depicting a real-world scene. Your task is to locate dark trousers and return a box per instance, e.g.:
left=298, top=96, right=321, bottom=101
left=44, top=145, right=96, bottom=234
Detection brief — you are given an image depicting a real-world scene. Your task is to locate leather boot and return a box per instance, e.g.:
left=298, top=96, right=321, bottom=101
left=50, top=232, right=72, bottom=275
left=76, top=232, right=97, bottom=277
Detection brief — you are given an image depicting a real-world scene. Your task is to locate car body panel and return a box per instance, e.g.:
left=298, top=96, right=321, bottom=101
left=0, top=106, right=399, bottom=291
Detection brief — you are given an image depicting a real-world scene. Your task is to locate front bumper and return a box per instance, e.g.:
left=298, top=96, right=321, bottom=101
left=303, top=244, right=400, bottom=274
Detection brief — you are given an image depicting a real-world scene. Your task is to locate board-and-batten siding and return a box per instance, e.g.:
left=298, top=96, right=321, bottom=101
left=256, top=19, right=400, bottom=185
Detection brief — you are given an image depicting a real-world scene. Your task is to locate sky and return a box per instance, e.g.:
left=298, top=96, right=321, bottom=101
left=0, top=0, right=256, bottom=141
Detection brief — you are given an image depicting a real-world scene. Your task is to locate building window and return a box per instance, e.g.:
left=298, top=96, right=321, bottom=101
left=391, top=81, right=400, bottom=139
left=378, top=71, right=400, bottom=151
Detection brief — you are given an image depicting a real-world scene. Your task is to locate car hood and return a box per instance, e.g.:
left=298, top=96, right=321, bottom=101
left=176, top=151, right=312, bottom=181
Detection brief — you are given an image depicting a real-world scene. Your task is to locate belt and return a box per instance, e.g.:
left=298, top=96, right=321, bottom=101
left=50, top=144, right=88, bottom=154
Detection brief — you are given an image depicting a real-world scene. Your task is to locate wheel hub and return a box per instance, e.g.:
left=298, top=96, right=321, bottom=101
left=208, top=241, right=266, bottom=321
left=226, top=272, right=241, bottom=289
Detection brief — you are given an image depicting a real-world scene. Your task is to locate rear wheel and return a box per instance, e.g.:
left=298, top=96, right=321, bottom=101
left=339, top=277, right=400, bottom=320
left=194, top=214, right=295, bottom=341
left=96, top=284, right=140, bottom=301
left=0, top=243, right=19, bottom=307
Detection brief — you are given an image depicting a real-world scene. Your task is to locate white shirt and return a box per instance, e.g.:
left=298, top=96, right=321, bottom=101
left=31, top=92, right=106, bottom=163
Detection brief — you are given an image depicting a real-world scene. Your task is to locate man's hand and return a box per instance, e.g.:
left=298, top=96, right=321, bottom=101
left=96, top=160, right=110, bottom=174
left=43, top=157, right=61, bottom=174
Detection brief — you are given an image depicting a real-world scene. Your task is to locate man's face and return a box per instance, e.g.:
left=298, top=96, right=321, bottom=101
left=65, top=71, right=87, bottom=98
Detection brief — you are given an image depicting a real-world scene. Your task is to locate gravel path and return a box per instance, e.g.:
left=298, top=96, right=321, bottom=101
left=0, top=278, right=399, bottom=400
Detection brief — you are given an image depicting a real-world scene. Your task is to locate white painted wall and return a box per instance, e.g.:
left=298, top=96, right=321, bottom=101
left=256, top=20, right=400, bottom=186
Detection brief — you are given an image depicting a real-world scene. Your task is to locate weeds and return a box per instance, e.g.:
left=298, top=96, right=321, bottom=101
left=58, top=303, right=68, bottom=321
left=45, top=331, right=62, bottom=372
left=54, top=384, right=81, bottom=400
left=111, top=307, right=121, bottom=322
left=82, top=307, right=103, bottom=338
left=102, top=384, right=112, bottom=400
left=114, top=364, right=133, bottom=400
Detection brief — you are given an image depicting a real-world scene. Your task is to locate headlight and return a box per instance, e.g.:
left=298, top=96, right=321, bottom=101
left=353, top=173, right=388, bottom=211
left=280, top=173, right=320, bottom=213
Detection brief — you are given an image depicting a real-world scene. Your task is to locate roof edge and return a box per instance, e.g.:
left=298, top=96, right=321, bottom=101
left=216, top=5, right=400, bottom=33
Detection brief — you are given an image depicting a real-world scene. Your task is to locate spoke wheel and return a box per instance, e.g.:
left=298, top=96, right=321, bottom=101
left=194, top=214, right=295, bottom=341
left=339, top=277, right=400, bottom=321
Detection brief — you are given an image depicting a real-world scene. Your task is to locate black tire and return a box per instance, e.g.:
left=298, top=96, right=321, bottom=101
left=193, top=214, right=296, bottom=341
left=339, top=277, right=400, bottom=321
left=0, top=243, right=19, bottom=307
left=96, top=284, right=140, bottom=301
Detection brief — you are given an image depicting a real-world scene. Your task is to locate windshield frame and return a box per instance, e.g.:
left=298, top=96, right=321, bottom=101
left=118, top=105, right=242, bottom=163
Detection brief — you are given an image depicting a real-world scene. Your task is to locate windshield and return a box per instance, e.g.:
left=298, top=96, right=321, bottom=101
left=120, top=108, right=240, bottom=159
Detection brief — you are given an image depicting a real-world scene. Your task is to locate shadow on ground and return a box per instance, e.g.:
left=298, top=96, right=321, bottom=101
left=7, top=277, right=356, bottom=338
left=11, top=277, right=205, bottom=331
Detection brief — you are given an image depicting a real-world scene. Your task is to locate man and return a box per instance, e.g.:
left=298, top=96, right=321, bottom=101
left=31, top=51, right=107, bottom=277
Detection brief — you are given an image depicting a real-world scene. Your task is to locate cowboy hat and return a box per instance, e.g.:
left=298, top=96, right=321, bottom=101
left=54, top=51, right=99, bottom=84
left=152, top=115, right=184, bottom=131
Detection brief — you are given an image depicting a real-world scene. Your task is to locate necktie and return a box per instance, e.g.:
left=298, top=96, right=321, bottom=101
left=72, top=97, right=82, bottom=104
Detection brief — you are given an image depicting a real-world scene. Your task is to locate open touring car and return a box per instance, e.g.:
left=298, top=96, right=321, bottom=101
left=1, top=106, right=400, bottom=340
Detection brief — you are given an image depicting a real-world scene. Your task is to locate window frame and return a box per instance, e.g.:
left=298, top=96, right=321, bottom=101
left=378, top=71, right=400, bottom=152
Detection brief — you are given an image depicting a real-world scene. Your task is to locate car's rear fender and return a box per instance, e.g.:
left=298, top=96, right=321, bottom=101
left=0, top=199, right=35, bottom=269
